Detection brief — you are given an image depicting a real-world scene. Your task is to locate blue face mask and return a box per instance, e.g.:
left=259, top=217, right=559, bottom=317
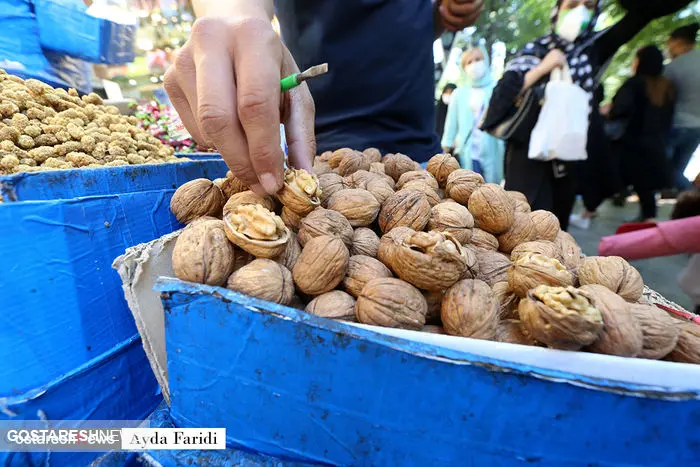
left=556, top=5, right=593, bottom=42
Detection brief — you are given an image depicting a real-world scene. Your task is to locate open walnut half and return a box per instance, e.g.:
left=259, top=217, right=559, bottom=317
left=277, top=168, right=321, bottom=215
left=223, top=204, right=289, bottom=258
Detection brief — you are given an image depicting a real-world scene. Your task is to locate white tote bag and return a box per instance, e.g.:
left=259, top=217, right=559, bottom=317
left=528, top=65, right=589, bottom=162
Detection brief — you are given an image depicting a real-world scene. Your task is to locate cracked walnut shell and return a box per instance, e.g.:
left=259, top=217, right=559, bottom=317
left=555, top=231, right=582, bottom=269
left=519, top=285, right=604, bottom=350
left=441, top=279, right=499, bottom=340
left=223, top=190, right=276, bottom=216
left=508, top=253, right=573, bottom=298
left=292, top=235, right=349, bottom=295
left=445, top=169, right=484, bottom=205
left=377, top=226, right=414, bottom=267
left=326, top=188, right=381, bottom=227
left=170, top=178, right=225, bottom=224
left=277, top=168, right=321, bottom=215
left=379, top=189, right=431, bottom=233
left=426, top=153, right=460, bottom=188
left=223, top=204, right=289, bottom=258
left=468, top=183, right=516, bottom=235
left=298, top=207, right=354, bottom=248
left=427, top=201, right=474, bottom=244
left=342, top=255, right=393, bottom=298
left=305, top=290, right=357, bottom=321
left=629, top=303, right=680, bottom=360
left=226, top=259, right=294, bottom=305
left=578, top=256, right=644, bottom=302
left=172, top=220, right=235, bottom=286
left=356, top=278, right=427, bottom=330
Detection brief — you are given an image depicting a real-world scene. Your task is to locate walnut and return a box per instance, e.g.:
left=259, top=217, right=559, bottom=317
left=629, top=304, right=680, bottom=359
left=368, top=161, right=386, bottom=175
left=475, top=248, right=511, bottom=286
left=510, top=240, right=560, bottom=263
left=578, top=256, right=644, bottom=302
left=271, top=230, right=302, bottom=271
left=400, top=180, right=441, bottom=206
left=383, top=153, right=420, bottom=181
left=318, top=173, right=349, bottom=207
left=223, top=204, right=290, bottom=258
left=277, top=168, right=321, bottom=215
left=298, top=207, right=354, bottom=248
left=172, top=220, right=235, bottom=286
left=508, top=252, right=573, bottom=298
left=579, top=284, right=643, bottom=357
left=387, top=230, right=478, bottom=292
left=313, top=159, right=332, bottom=176
left=470, top=228, right=499, bottom=251
left=396, top=171, right=439, bottom=191
left=496, top=320, right=540, bottom=346
left=519, top=285, right=604, bottom=350
left=326, top=188, right=381, bottom=227
left=468, top=183, right=516, bottom=234
left=511, top=198, right=531, bottom=214
left=422, top=325, right=447, bottom=334
left=378, top=189, right=431, bottom=233
left=365, top=178, right=395, bottom=205
left=492, top=281, right=520, bottom=319
left=280, top=206, right=302, bottom=232
left=305, top=291, right=357, bottom=321
left=329, top=147, right=355, bottom=169
left=497, top=212, right=536, bottom=254
left=222, top=190, right=276, bottom=216
left=555, top=231, right=582, bottom=269
left=219, top=174, right=248, bottom=199
left=506, top=191, right=528, bottom=204
left=344, top=170, right=376, bottom=189
left=292, top=235, right=349, bottom=295
left=665, top=323, right=700, bottom=364
left=170, top=179, right=225, bottom=224
left=351, top=228, right=380, bottom=257
left=528, top=210, right=560, bottom=242
left=426, top=153, right=460, bottom=188
left=343, top=255, right=393, bottom=297
left=226, top=259, right=294, bottom=305
left=338, top=151, right=370, bottom=176
left=317, top=150, right=333, bottom=162
left=441, top=279, right=499, bottom=339
left=356, top=278, right=427, bottom=330
left=427, top=201, right=474, bottom=244
left=362, top=147, right=382, bottom=165
left=422, top=290, right=443, bottom=324
left=445, top=169, right=484, bottom=204
left=377, top=226, right=414, bottom=266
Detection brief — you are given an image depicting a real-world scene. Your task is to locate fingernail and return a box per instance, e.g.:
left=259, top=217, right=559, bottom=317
left=259, top=172, right=281, bottom=195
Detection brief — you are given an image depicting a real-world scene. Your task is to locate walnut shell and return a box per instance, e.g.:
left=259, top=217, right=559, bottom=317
left=185, top=215, right=221, bottom=229
left=318, top=173, right=349, bottom=207
left=277, top=168, right=321, bottom=215
left=362, top=147, right=382, bottom=165
left=326, top=188, right=381, bottom=227
left=318, top=151, right=333, bottom=162
left=355, top=278, right=427, bottom=330
left=426, top=153, right=460, bottom=188
left=383, top=153, right=420, bottom=181
left=280, top=206, right=303, bottom=232
left=351, top=227, right=380, bottom=257
left=388, top=230, right=478, bottom=292
left=396, top=171, right=439, bottom=191
left=172, top=220, right=235, bottom=286
left=441, top=279, right=499, bottom=339
left=298, top=207, right=354, bottom=248
left=422, top=325, right=447, bottom=334
left=219, top=174, right=248, bottom=199
left=530, top=210, right=560, bottom=242
left=445, top=169, right=484, bottom=204
left=507, top=191, right=529, bottom=204
left=510, top=240, right=560, bottom=263
left=343, top=255, right=393, bottom=297
left=423, top=290, right=443, bottom=324
left=492, top=281, right=520, bottom=319
left=377, top=226, right=414, bottom=266
left=629, top=304, right=680, bottom=359
left=555, top=230, right=582, bottom=269
left=338, top=152, right=370, bottom=176
left=329, top=148, right=355, bottom=168
left=271, top=230, right=302, bottom=271
left=508, top=252, right=574, bottom=298
left=365, top=178, right=395, bottom=205
left=497, top=212, right=536, bottom=254
left=468, top=183, right=516, bottom=235
left=579, top=284, right=643, bottom=357
left=292, top=235, right=350, bottom=295
left=400, top=180, right=441, bottom=206
left=226, top=259, right=294, bottom=305
left=519, top=285, right=604, bottom=350
left=578, top=256, right=644, bottom=302
left=344, top=170, right=376, bottom=189
left=512, top=199, right=532, bottom=214
left=665, top=323, right=700, bottom=364
left=223, top=190, right=276, bottom=216
left=475, top=248, right=511, bottom=286
left=427, top=201, right=474, bottom=244
left=305, top=290, right=356, bottom=321
left=170, top=178, right=225, bottom=223
left=470, top=228, right=499, bottom=251
left=223, top=204, right=289, bottom=258
left=379, top=189, right=431, bottom=233
left=496, top=320, right=540, bottom=346
left=369, top=162, right=386, bottom=175
left=312, top=159, right=333, bottom=176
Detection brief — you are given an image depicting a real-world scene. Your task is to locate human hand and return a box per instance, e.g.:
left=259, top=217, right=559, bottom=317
left=539, top=49, right=567, bottom=75
left=164, top=11, right=315, bottom=195
left=599, top=103, right=612, bottom=117
left=438, top=0, right=484, bottom=32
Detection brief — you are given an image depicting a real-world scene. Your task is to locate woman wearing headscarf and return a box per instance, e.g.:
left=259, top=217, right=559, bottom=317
left=441, top=45, right=505, bottom=184
left=480, top=0, right=691, bottom=231
left=436, top=83, right=457, bottom=143
left=607, top=46, right=675, bottom=222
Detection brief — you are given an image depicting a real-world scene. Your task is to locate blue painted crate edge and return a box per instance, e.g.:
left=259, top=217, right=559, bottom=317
left=154, top=277, right=700, bottom=398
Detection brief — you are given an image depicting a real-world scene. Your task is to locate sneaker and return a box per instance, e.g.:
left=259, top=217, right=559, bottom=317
left=569, top=213, right=591, bottom=230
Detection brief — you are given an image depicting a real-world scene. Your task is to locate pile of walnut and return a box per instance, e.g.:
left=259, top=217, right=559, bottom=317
left=169, top=149, right=699, bottom=364
left=0, top=69, right=178, bottom=175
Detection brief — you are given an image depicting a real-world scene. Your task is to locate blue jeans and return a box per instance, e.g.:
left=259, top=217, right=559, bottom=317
left=668, top=127, right=700, bottom=191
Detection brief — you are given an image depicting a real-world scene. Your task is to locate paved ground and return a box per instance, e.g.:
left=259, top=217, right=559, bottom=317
left=569, top=197, right=692, bottom=310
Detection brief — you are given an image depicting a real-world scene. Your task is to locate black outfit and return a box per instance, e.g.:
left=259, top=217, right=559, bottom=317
left=609, top=76, right=675, bottom=219
left=436, top=100, right=449, bottom=142
left=276, top=0, right=441, bottom=162
left=481, top=1, right=690, bottom=230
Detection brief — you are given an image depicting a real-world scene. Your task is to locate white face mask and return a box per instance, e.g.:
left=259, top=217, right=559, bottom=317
left=556, top=5, right=593, bottom=43
left=442, top=94, right=451, bottom=105
left=466, top=60, right=487, bottom=81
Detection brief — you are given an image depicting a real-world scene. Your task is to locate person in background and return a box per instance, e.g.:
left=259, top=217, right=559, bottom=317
left=672, top=187, right=700, bottom=314
left=436, top=83, right=457, bottom=143
left=665, top=23, right=700, bottom=194
left=480, top=0, right=690, bottom=231
left=441, top=46, right=504, bottom=183
left=607, top=46, right=675, bottom=222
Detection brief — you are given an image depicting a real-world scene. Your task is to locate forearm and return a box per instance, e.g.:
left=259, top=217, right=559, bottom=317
left=193, top=0, right=274, bottom=20
left=522, top=66, right=547, bottom=92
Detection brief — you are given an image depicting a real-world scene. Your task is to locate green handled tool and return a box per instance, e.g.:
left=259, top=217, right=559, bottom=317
left=280, top=63, right=328, bottom=92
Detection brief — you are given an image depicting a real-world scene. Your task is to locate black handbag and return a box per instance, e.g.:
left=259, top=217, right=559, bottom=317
left=604, top=119, right=628, bottom=141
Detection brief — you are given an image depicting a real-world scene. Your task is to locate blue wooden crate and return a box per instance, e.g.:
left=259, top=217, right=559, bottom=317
left=158, top=278, right=700, bottom=466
